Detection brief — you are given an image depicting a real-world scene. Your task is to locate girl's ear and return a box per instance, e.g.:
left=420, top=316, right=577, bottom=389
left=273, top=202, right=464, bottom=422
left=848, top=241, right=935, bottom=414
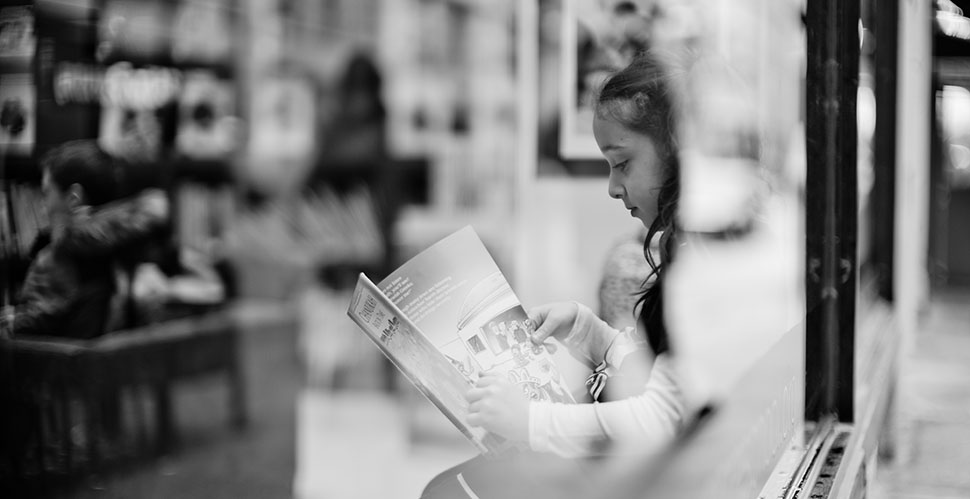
left=66, top=183, right=86, bottom=208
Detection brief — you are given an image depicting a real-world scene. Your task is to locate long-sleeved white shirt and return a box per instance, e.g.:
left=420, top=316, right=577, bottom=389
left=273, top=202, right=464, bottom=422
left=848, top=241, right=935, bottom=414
left=528, top=304, right=685, bottom=457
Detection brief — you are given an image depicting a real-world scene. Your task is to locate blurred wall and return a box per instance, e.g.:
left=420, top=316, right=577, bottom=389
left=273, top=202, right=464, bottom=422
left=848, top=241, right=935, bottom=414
left=514, top=178, right=642, bottom=312
left=508, top=0, right=641, bottom=313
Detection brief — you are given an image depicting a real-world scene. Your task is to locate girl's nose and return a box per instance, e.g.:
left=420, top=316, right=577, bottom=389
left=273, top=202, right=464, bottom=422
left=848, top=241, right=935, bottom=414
left=608, top=174, right=624, bottom=199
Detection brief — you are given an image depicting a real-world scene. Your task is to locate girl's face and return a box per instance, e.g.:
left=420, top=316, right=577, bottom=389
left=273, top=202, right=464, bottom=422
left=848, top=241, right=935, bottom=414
left=593, top=113, right=665, bottom=227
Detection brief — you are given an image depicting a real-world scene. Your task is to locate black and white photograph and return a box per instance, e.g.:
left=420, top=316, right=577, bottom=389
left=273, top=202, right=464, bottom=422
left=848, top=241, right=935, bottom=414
left=1, top=0, right=969, bottom=498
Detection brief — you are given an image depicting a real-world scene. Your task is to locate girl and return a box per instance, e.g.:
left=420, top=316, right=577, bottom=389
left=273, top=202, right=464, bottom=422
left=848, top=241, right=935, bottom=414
left=421, top=51, right=685, bottom=497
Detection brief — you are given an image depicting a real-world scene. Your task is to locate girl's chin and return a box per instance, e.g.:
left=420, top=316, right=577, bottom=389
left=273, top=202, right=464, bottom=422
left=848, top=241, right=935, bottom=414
left=633, top=212, right=654, bottom=227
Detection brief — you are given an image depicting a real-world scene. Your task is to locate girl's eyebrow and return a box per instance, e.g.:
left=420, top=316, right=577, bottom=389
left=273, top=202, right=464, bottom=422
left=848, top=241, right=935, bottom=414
left=601, top=144, right=624, bottom=152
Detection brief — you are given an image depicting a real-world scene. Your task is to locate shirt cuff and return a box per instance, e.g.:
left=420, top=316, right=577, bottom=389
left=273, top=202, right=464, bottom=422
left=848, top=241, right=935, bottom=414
left=604, top=327, right=646, bottom=369
left=563, top=302, right=620, bottom=366
left=528, top=400, right=551, bottom=453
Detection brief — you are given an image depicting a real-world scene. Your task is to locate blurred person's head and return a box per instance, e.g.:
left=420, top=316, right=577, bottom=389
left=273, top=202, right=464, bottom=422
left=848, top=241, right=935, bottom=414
left=340, top=53, right=385, bottom=121
left=41, top=140, right=119, bottom=228
left=593, top=50, right=679, bottom=355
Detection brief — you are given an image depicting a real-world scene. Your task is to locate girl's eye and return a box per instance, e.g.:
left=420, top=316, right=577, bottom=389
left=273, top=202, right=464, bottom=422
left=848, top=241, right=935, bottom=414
left=612, top=160, right=629, bottom=171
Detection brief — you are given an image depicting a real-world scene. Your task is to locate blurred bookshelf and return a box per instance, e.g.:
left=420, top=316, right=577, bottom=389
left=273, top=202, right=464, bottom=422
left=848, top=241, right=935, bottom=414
left=3, top=0, right=517, bottom=306
left=0, top=0, right=245, bottom=305
left=0, top=3, right=38, bottom=307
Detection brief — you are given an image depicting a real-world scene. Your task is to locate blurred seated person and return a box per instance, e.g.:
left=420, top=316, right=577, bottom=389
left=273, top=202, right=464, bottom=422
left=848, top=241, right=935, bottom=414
left=598, top=226, right=650, bottom=331
left=124, top=240, right=229, bottom=326
left=0, top=140, right=169, bottom=339
left=303, top=52, right=387, bottom=193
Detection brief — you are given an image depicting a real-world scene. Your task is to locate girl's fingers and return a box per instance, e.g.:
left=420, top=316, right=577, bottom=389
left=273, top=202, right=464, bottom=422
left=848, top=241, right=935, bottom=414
left=531, top=326, right=553, bottom=344
left=467, top=373, right=505, bottom=402
left=475, top=371, right=503, bottom=385
left=526, top=305, right=551, bottom=328
left=467, top=387, right=488, bottom=402
left=532, top=317, right=563, bottom=344
left=528, top=302, right=577, bottom=344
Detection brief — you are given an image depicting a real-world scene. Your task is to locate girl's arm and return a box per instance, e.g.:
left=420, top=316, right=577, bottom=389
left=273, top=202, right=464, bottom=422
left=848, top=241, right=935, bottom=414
left=529, top=354, right=685, bottom=457
left=469, top=302, right=677, bottom=455
left=528, top=303, right=682, bottom=457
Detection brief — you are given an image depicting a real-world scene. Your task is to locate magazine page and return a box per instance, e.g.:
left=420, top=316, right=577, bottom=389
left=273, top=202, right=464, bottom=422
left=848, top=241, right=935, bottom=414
left=378, top=226, right=574, bottom=404
left=347, top=274, right=504, bottom=454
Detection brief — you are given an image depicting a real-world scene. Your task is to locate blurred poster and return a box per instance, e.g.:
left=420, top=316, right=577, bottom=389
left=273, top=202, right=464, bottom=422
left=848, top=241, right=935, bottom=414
left=98, top=62, right=181, bottom=162
left=244, top=74, right=317, bottom=194
left=559, top=0, right=657, bottom=160
left=0, top=73, right=34, bottom=154
left=97, top=0, right=173, bottom=62
left=175, top=70, right=237, bottom=160
left=170, top=0, right=233, bottom=64
left=0, top=5, right=35, bottom=59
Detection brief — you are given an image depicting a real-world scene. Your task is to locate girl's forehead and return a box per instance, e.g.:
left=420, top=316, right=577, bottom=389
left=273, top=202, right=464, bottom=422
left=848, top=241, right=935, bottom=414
left=595, top=113, right=647, bottom=143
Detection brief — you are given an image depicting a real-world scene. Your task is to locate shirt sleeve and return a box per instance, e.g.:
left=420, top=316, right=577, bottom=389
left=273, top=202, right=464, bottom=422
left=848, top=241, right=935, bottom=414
left=528, top=354, right=685, bottom=458
left=560, top=302, right=624, bottom=368
left=9, top=251, right=77, bottom=336
left=55, top=188, right=170, bottom=257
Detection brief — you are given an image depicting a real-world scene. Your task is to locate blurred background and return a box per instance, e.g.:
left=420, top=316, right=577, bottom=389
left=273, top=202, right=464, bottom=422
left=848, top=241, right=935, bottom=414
left=0, top=1, right=658, bottom=497
left=1, top=0, right=968, bottom=498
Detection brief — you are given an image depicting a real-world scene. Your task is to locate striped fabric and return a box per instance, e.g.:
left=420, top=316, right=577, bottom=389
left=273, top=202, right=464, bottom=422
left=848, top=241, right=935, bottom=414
left=585, top=361, right=614, bottom=401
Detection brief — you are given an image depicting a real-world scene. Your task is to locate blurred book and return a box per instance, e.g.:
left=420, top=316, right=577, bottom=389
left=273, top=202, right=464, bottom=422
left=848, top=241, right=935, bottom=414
left=8, top=183, right=45, bottom=258
left=226, top=186, right=383, bottom=267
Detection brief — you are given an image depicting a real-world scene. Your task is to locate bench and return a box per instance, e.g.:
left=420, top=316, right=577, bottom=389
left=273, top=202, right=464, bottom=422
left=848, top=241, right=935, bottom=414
left=0, top=311, right=245, bottom=485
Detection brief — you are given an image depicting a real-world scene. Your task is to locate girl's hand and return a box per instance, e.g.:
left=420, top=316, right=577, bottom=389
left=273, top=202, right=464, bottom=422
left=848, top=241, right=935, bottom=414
left=466, top=371, right=530, bottom=443
left=528, top=302, right=579, bottom=346
left=530, top=301, right=620, bottom=367
left=529, top=302, right=595, bottom=365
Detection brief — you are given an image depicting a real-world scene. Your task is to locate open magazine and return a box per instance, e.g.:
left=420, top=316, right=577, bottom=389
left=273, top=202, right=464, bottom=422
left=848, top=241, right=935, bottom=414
left=346, top=226, right=575, bottom=454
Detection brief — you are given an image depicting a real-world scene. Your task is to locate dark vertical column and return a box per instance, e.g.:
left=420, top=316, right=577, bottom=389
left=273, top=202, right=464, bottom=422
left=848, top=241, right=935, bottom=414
left=928, top=55, right=947, bottom=286
left=873, top=0, right=899, bottom=301
left=33, top=1, right=101, bottom=154
left=805, top=0, right=859, bottom=422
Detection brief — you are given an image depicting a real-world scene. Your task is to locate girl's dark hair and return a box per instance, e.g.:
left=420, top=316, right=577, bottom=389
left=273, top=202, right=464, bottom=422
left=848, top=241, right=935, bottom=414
left=595, top=51, right=680, bottom=356
left=41, top=140, right=120, bottom=207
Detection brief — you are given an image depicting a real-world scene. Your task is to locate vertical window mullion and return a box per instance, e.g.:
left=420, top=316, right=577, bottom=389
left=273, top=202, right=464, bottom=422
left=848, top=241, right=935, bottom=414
left=805, top=0, right=859, bottom=423
left=873, top=0, right=899, bottom=302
